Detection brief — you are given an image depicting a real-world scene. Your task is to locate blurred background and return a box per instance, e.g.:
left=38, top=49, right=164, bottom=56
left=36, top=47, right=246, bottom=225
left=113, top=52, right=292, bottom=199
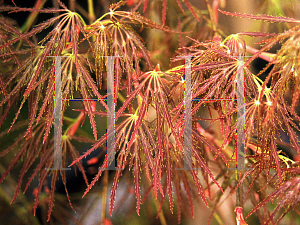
left=1, top=0, right=300, bottom=224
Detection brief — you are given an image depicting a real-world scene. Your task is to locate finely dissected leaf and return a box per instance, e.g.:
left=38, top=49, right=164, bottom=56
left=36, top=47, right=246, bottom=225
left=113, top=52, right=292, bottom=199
left=10, top=129, right=43, bottom=204
left=126, top=86, right=150, bottom=149
left=0, top=13, right=64, bottom=52
left=47, top=171, right=59, bottom=221
left=66, top=139, right=89, bottom=187
left=181, top=173, right=194, bottom=218
left=1, top=10, right=104, bottom=143
left=162, top=0, right=167, bottom=26
left=139, top=0, right=200, bottom=25
left=82, top=158, right=107, bottom=198
left=33, top=170, right=49, bottom=216
left=25, top=85, right=42, bottom=138
left=0, top=144, right=25, bottom=184
left=238, top=32, right=278, bottom=37
left=291, top=78, right=300, bottom=114
left=174, top=171, right=182, bottom=223
left=143, top=0, right=149, bottom=13
left=138, top=126, right=154, bottom=169
left=110, top=166, right=123, bottom=216
left=1, top=1, right=300, bottom=224
left=165, top=143, right=173, bottom=213
left=247, top=177, right=300, bottom=225
left=0, top=72, right=8, bottom=102
left=182, top=0, right=200, bottom=22
left=0, top=6, right=66, bottom=13
left=133, top=142, right=141, bottom=215
left=219, top=9, right=300, bottom=24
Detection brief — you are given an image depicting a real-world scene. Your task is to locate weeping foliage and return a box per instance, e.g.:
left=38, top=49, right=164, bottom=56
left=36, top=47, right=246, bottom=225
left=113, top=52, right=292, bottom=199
left=0, top=0, right=300, bottom=224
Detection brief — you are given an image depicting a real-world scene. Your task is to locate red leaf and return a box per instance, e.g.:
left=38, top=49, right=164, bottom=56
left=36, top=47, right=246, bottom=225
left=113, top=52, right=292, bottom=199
left=235, top=207, right=248, bottom=225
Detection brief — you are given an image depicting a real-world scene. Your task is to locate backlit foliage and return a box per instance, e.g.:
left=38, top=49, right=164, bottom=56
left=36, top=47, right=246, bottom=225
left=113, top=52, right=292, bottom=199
left=0, top=0, right=300, bottom=224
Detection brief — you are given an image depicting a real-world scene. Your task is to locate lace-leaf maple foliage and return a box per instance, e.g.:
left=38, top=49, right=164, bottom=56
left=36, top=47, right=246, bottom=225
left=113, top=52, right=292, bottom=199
left=0, top=0, right=300, bottom=224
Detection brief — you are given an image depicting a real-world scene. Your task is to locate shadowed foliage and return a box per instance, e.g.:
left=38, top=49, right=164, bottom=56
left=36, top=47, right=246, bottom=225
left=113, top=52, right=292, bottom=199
left=0, top=0, right=300, bottom=224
